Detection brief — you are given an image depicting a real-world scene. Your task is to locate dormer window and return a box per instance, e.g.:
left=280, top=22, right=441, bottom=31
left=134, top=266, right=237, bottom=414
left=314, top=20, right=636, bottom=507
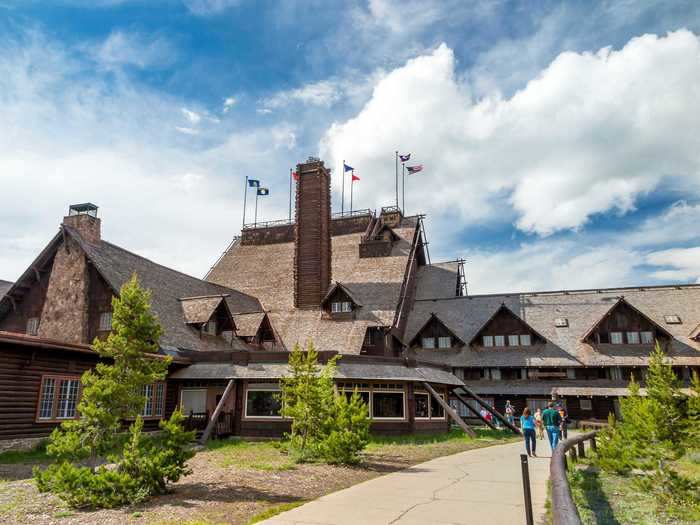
left=179, top=294, right=235, bottom=339
left=664, top=315, right=682, bottom=324
left=437, top=336, right=451, bottom=348
left=469, top=304, right=545, bottom=349
left=331, top=301, right=353, bottom=313
left=26, top=317, right=40, bottom=336
left=322, top=282, right=361, bottom=318
left=610, top=331, right=623, bottom=344
left=422, top=337, right=436, bottom=349
left=483, top=336, right=493, bottom=347
left=409, top=313, right=465, bottom=350
left=582, top=298, right=671, bottom=346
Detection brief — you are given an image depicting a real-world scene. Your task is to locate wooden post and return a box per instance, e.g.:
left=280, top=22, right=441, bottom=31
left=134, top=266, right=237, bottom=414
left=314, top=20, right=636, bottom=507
left=422, top=382, right=476, bottom=437
left=577, top=440, right=585, bottom=458
left=199, top=379, right=235, bottom=446
left=568, top=447, right=577, bottom=465
left=590, top=436, right=597, bottom=452
left=521, top=454, right=534, bottom=525
left=451, top=389, right=498, bottom=430
left=455, top=386, right=521, bottom=435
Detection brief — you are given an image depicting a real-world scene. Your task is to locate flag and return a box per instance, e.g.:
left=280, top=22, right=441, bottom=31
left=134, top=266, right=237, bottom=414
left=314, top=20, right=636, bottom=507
left=352, top=172, right=360, bottom=182
left=292, top=171, right=299, bottom=181
left=343, top=163, right=354, bottom=172
left=406, top=165, right=423, bottom=174
left=399, top=153, right=411, bottom=162
left=257, top=187, right=269, bottom=196
left=248, top=179, right=260, bottom=187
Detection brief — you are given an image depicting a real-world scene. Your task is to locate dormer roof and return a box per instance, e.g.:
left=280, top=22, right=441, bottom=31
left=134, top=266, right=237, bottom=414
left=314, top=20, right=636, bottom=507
left=321, top=282, right=363, bottom=308
left=580, top=296, right=672, bottom=343
left=408, top=312, right=465, bottom=347
left=468, top=303, right=547, bottom=347
left=179, top=294, right=234, bottom=329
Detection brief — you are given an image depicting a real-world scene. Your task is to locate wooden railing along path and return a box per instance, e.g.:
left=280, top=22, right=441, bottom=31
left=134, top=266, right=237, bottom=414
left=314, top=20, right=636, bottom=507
left=549, top=430, right=600, bottom=525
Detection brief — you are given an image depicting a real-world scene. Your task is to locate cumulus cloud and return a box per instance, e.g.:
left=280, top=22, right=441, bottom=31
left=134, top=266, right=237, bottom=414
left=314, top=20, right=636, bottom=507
left=320, top=31, right=700, bottom=236
left=183, top=0, right=241, bottom=16
left=223, top=97, right=236, bottom=112
left=646, top=247, right=700, bottom=283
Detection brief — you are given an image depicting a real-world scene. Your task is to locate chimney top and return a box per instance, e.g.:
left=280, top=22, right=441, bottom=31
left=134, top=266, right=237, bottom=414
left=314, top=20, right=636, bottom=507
left=68, top=203, right=99, bottom=218
left=64, top=203, right=101, bottom=244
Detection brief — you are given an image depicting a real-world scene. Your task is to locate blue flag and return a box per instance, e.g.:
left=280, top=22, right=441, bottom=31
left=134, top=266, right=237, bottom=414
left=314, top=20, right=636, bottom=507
left=343, top=163, right=354, bottom=172
left=248, top=179, right=260, bottom=187
left=257, top=187, right=269, bottom=196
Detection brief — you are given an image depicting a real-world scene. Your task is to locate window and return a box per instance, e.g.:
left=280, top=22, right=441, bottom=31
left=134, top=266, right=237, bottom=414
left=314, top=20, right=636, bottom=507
left=490, top=368, right=501, bottom=380
left=372, top=387, right=405, bottom=419
left=331, top=302, right=341, bottom=313
left=203, top=320, right=217, bottom=335
left=626, top=331, right=640, bottom=344
left=554, top=318, right=569, bottom=327
left=341, top=389, right=370, bottom=415
left=508, top=335, right=519, bottom=346
left=332, top=302, right=352, bottom=313
left=520, top=334, right=532, bottom=346
left=37, top=376, right=81, bottom=421
left=415, top=392, right=430, bottom=418
left=180, top=389, right=207, bottom=414
left=26, top=317, right=40, bottom=336
left=494, top=335, right=505, bottom=347
left=98, top=312, right=112, bottom=331
left=141, top=383, right=165, bottom=417
left=580, top=399, right=592, bottom=411
left=640, top=331, right=654, bottom=344
left=438, top=336, right=451, bottom=348
left=245, top=385, right=282, bottom=418
left=610, top=332, right=623, bottom=344
left=342, top=302, right=352, bottom=313
left=664, top=315, right=682, bottom=324
left=364, top=329, right=376, bottom=346
left=430, top=394, right=445, bottom=419
left=422, top=337, right=435, bottom=349
left=482, top=335, right=493, bottom=347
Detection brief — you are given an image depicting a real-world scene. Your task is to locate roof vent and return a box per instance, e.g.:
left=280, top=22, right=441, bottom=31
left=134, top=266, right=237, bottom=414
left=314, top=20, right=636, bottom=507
left=664, top=315, right=682, bottom=324
left=554, top=318, right=569, bottom=328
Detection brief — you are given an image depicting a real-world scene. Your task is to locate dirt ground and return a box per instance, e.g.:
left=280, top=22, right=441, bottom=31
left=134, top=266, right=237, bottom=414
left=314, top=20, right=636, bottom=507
left=0, top=430, right=516, bottom=525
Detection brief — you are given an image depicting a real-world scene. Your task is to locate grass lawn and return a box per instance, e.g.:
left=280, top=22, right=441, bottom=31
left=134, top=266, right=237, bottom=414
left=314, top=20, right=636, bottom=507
left=0, top=426, right=517, bottom=525
left=567, top=452, right=700, bottom=525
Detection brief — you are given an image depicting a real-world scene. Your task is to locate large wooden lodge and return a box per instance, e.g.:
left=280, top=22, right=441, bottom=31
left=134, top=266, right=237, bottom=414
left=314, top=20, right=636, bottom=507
left=1, top=158, right=699, bottom=450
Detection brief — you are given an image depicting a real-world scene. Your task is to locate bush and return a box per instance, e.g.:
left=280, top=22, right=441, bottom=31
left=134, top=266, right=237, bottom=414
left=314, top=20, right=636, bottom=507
left=280, top=342, right=370, bottom=464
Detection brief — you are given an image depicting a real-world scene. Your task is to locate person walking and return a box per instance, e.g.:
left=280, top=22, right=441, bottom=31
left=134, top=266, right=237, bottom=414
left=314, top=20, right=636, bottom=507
left=505, top=400, right=515, bottom=426
left=520, top=407, right=537, bottom=457
left=534, top=407, right=544, bottom=440
left=558, top=405, right=569, bottom=440
left=542, top=402, right=562, bottom=451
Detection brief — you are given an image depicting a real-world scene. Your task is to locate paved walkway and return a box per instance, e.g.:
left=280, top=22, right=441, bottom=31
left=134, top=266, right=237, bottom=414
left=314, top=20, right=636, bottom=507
left=260, top=439, right=552, bottom=525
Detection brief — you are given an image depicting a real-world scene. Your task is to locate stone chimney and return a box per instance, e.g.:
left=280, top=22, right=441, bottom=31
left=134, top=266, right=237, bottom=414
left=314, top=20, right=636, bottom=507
left=294, top=158, right=332, bottom=309
left=62, top=203, right=101, bottom=244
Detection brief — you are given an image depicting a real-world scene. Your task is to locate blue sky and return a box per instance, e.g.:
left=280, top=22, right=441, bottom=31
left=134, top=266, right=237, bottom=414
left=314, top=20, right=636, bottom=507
left=1, top=0, right=700, bottom=293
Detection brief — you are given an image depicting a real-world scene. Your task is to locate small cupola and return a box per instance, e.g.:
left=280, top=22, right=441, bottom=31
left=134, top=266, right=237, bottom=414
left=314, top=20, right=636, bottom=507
left=63, top=203, right=101, bottom=244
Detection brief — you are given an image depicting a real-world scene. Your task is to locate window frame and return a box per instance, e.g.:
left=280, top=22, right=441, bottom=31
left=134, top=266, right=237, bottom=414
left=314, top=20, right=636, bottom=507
left=243, top=384, right=284, bottom=420
left=179, top=388, right=208, bottom=415
left=626, top=331, right=640, bottom=345
left=520, top=334, right=532, bottom=346
left=338, top=384, right=371, bottom=416
left=371, top=385, right=406, bottom=421
left=35, top=374, right=82, bottom=423
left=203, top=319, right=218, bottom=336
left=579, top=399, right=593, bottom=411
left=421, top=337, right=436, bottom=349
left=341, top=301, right=353, bottom=313
left=437, top=336, right=451, bottom=349
left=610, top=331, right=623, bottom=345
left=640, top=331, right=654, bottom=345
left=494, top=335, right=505, bottom=347
left=98, top=311, right=113, bottom=332
left=482, top=335, right=494, bottom=347
left=140, top=382, right=166, bottom=419
left=26, top=317, right=40, bottom=336
left=508, top=334, right=520, bottom=347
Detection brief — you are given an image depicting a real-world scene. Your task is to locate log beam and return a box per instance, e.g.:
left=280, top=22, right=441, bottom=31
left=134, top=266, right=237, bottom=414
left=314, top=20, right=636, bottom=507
left=451, top=389, right=498, bottom=430
left=422, top=382, right=475, bottom=438
left=455, top=386, right=521, bottom=435
left=198, top=379, right=234, bottom=445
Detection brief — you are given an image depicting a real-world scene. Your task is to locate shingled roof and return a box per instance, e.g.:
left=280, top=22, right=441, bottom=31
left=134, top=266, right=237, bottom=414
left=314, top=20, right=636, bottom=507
left=0, top=225, right=263, bottom=352
left=407, top=269, right=700, bottom=368
left=206, top=217, right=419, bottom=353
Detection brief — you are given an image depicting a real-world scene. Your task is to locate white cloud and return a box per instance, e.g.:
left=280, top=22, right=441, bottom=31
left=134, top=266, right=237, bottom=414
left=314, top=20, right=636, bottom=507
left=320, top=31, right=700, bottom=236
left=91, top=30, right=176, bottom=70
left=0, top=30, right=296, bottom=281
left=646, top=247, right=700, bottom=283
left=175, top=126, right=199, bottom=135
left=260, top=80, right=342, bottom=111
left=223, top=96, right=236, bottom=113
left=182, top=0, right=241, bottom=15
left=181, top=107, right=202, bottom=124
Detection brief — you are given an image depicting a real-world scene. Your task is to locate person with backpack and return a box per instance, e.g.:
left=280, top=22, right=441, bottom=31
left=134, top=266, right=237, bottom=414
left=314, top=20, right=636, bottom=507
left=558, top=405, right=569, bottom=440
left=520, top=407, right=537, bottom=457
left=505, top=400, right=515, bottom=426
left=542, top=402, right=562, bottom=451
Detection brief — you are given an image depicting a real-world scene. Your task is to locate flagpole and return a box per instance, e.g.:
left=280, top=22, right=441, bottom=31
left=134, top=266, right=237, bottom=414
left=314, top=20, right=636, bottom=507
left=254, top=191, right=259, bottom=226
left=242, top=175, right=248, bottom=228
left=402, top=162, right=406, bottom=214
left=395, top=151, right=399, bottom=209
left=350, top=170, right=354, bottom=213
left=341, top=159, right=345, bottom=215
left=288, top=168, right=292, bottom=222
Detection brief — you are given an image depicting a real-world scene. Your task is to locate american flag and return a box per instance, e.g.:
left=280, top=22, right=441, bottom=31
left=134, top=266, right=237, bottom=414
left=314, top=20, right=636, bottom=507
left=406, top=164, right=423, bottom=174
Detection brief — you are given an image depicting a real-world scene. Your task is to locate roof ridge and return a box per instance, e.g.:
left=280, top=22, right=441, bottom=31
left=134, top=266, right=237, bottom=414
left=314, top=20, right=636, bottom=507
left=415, top=282, right=700, bottom=301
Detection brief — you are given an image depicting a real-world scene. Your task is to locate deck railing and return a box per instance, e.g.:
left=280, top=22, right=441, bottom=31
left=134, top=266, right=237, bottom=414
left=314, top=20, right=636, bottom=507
left=550, top=430, right=600, bottom=525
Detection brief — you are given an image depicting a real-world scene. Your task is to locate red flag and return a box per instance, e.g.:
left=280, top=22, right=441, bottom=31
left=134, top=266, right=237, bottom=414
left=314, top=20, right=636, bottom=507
left=292, top=171, right=299, bottom=181
left=352, top=173, right=360, bottom=182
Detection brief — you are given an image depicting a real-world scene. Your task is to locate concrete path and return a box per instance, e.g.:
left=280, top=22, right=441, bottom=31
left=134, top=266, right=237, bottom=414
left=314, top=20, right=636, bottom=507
left=259, top=439, right=552, bottom=525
